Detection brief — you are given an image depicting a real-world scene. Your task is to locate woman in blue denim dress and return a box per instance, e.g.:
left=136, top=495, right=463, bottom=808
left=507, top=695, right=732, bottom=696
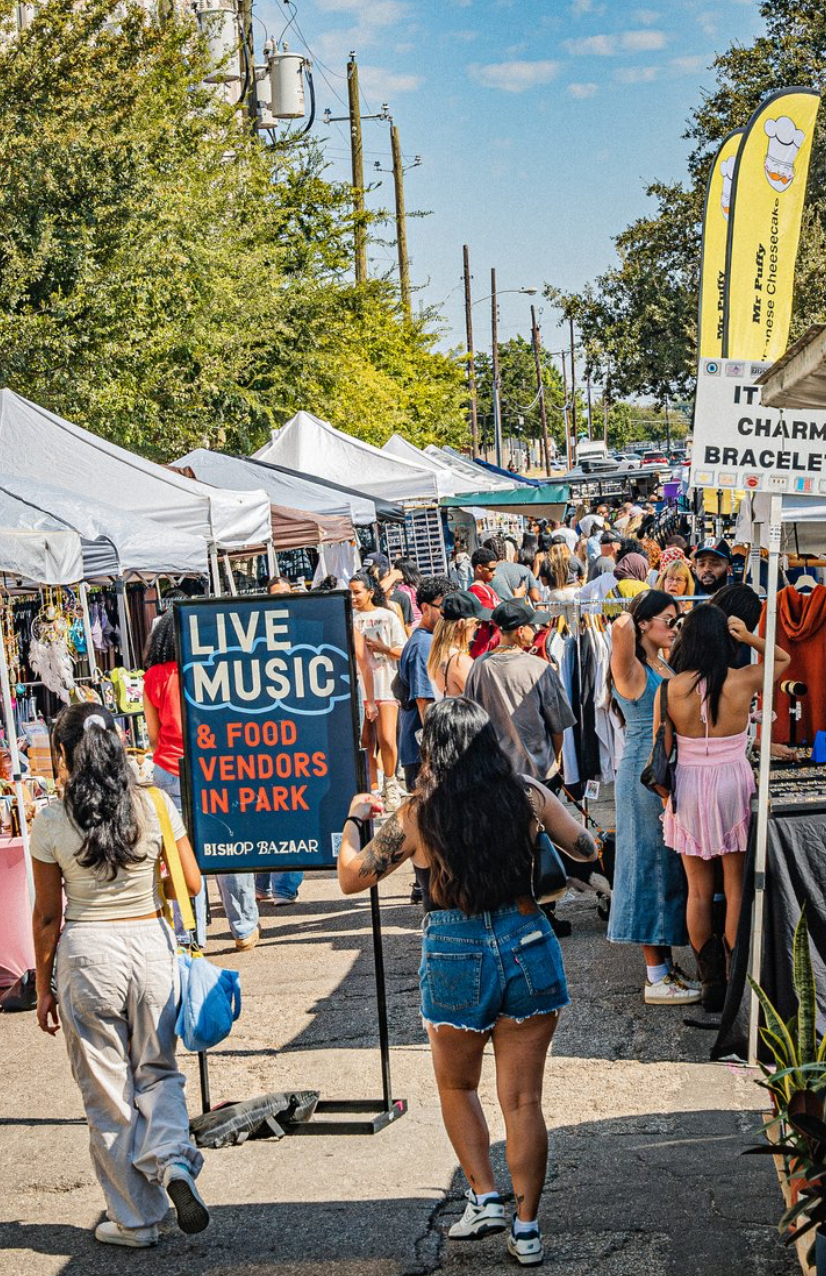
left=338, top=698, right=597, bottom=1267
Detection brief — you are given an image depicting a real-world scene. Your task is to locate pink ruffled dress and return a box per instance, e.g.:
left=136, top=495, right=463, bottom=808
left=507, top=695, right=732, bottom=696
left=662, top=688, right=755, bottom=860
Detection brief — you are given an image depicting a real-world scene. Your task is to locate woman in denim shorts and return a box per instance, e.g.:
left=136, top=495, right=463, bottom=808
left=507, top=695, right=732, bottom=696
left=338, top=698, right=597, bottom=1267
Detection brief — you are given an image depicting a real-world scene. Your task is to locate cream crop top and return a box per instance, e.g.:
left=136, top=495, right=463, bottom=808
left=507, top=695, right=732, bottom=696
left=30, top=788, right=186, bottom=922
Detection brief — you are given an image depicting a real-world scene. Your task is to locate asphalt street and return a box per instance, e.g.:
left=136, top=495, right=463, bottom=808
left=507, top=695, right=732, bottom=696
left=0, top=822, right=796, bottom=1276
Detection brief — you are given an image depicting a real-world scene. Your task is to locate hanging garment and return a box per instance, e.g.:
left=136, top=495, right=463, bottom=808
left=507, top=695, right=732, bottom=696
left=559, top=635, right=580, bottom=790
left=760, top=585, right=826, bottom=746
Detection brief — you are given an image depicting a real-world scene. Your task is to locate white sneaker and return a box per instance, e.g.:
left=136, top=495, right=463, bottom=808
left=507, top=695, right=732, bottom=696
left=588, top=871, right=612, bottom=898
left=448, top=1190, right=507, bottom=1240
left=95, top=1221, right=158, bottom=1248
left=507, top=1223, right=544, bottom=1266
left=162, top=1163, right=210, bottom=1234
left=382, top=777, right=402, bottom=814
left=644, top=972, right=702, bottom=1005
left=670, top=962, right=701, bottom=992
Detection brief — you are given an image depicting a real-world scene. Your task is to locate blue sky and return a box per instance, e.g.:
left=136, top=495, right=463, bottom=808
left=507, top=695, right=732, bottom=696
left=257, top=0, right=765, bottom=356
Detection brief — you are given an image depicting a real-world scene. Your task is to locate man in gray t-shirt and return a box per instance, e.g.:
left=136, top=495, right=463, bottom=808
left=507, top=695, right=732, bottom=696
left=491, top=559, right=541, bottom=603
left=465, top=600, right=575, bottom=781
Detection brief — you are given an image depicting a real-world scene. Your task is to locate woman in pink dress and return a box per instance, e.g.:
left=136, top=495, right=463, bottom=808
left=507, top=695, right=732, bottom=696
left=657, top=604, right=790, bottom=1009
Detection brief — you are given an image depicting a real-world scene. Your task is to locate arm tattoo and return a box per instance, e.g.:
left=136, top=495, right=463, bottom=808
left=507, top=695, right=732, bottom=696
left=574, top=830, right=596, bottom=859
left=358, top=815, right=408, bottom=880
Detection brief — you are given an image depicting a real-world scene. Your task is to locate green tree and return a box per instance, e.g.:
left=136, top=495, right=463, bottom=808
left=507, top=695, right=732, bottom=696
left=0, top=0, right=464, bottom=459
left=550, top=0, right=826, bottom=401
left=472, top=337, right=567, bottom=457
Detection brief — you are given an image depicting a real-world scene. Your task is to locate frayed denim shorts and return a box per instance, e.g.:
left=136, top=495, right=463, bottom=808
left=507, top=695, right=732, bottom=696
left=419, top=904, right=569, bottom=1033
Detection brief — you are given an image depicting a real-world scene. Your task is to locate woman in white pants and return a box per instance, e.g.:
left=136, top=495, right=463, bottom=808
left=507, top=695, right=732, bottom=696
left=31, top=703, right=209, bottom=1249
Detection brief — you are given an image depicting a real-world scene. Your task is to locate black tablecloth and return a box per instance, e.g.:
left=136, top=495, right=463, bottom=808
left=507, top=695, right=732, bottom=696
left=712, top=804, right=826, bottom=1061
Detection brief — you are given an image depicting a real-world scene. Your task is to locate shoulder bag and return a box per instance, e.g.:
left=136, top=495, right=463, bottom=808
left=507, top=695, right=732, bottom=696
left=639, top=677, right=678, bottom=810
left=526, top=780, right=568, bottom=904
left=148, top=787, right=242, bottom=1053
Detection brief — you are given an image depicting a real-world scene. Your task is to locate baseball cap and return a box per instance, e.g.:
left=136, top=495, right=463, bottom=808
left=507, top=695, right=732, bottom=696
left=491, top=599, right=548, bottom=633
left=601, top=530, right=622, bottom=545
left=363, top=551, right=391, bottom=573
left=696, top=538, right=732, bottom=563
left=441, top=591, right=492, bottom=622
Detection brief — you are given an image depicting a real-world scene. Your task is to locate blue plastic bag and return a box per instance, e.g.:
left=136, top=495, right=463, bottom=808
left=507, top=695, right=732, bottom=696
left=176, top=953, right=241, bottom=1053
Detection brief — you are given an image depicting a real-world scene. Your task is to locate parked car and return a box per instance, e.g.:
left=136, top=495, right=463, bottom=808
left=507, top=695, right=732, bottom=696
left=641, top=451, right=668, bottom=466
left=614, top=453, right=641, bottom=470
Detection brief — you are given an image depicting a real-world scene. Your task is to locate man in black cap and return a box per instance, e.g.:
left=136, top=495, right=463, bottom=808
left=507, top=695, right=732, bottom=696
left=587, top=529, right=623, bottom=582
left=693, top=539, right=732, bottom=596
left=464, top=600, right=575, bottom=784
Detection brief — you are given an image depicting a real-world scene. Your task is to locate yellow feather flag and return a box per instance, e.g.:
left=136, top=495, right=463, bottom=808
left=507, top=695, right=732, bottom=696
left=723, top=87, right=820, bottom=360
left=698, top=129, right=744, bottom=359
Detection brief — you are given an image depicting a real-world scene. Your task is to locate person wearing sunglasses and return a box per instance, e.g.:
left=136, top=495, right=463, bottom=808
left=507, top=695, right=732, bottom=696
left=607, top=590, right=700, bottom=1006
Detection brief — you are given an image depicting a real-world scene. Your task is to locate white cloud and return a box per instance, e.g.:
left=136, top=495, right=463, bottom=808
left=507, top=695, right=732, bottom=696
left=697, top=9, right=717, bottom=35
left=357, top=64, right=423, bottom=96
left=568, top=81, right=599, bottom=97
left=468, top=59, right=561, bottom=91
left=670, top=53, right=709, bottom=73
left=315, top=0, right=407, bottom=20
left=622, top=29, right=667, bottom=50
left=615, top=65, right=659, bottom=83
left=452, top=29, right=478, bottom=43
left=632, top=7, right=660, bottom=22
left=564, top=29, right=666, bottom=55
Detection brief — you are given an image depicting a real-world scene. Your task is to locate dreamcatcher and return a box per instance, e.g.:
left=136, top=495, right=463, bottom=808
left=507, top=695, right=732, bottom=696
left=0, top=592, right=21, bottom=688
left=28, top=588, right=81, bottom=703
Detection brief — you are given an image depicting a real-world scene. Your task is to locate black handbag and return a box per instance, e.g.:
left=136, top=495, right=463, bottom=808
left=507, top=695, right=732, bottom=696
left=640, top=676, right=678, bottom=810
left=527, top=782, right=568, bottom=904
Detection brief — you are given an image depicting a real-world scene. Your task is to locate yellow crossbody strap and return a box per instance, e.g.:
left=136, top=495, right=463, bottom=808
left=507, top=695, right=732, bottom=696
left=147, top=786, right=197, bottom=937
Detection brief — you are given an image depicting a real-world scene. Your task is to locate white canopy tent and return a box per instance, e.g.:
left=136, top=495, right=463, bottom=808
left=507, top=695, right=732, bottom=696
left=0, top=477, right=208, bottom=578
left=0, top=527, right=88, bottom=911
left=382, top=433, right=489, bottom=495
left=253, top=411, right=446, bottom=502
left=0, top=390, right=271, bottom=551
left=176, top=447, right=368, bottom=529
left=735, top=492, right=826, bottom=558
left=428, top=445, right=516, bottom=493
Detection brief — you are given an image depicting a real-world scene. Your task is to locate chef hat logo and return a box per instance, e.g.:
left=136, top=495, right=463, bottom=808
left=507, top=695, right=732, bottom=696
left=764, top=115, right=805, bottom=192
left=720, top=155, right=736, bottom=220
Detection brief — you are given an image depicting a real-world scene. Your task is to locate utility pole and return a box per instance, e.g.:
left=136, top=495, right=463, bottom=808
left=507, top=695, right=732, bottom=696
left=568, top=317, right=578, bottom=449
left=586, top=374, right=593, bottom=441
left=463, top=245, right=479, bottom=457
left=561, top=350, right=573, bottom=470
left=347, top=54, right=367, bottom=284
left=603, top=365, right=610, bottom=446
left=390, top=123, right=411, bottom=317
left=239, top=0, right=257, bottom=126
left=530, top=305, right=552, bottom=476
left=491, top=268, right=503, bottom=468
left=664, top=394, right=671, bottom=456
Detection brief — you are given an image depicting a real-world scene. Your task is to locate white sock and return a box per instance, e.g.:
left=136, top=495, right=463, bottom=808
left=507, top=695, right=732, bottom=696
left=513, top=1217, right=538, bottom=1235
left=472, top=1190, right=499, bottom=1205
left=646, top=963, right=670, bottom=984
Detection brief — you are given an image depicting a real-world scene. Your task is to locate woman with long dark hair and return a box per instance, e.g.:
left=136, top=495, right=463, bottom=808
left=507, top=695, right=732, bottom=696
left=393, top=557, right=424, bottom=626
left=349, top=571, right=407, bottom=810
left=608, top=590, right=700, bottom=1005
left=30, top=704, right=208, bottom=1248
left=143, top=612, right=260, bottom=948
left=338, top=698, right=597, bottom=1266
left=662, top=604, right=790, bottom=1006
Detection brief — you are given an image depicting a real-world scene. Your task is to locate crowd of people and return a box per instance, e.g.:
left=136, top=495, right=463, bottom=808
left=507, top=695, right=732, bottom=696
left=26, top=502, right=790, bottom=1264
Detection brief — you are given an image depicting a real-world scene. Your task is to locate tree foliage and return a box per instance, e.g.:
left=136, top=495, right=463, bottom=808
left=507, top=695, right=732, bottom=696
left=551, top=0, right=826, bottom=402
left=0, top=0, right=465, bottom=459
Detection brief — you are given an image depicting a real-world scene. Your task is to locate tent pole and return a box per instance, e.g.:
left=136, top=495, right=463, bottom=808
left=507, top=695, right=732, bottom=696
left=748, top=518, right=762, bottom=591
left=221, top=553, right=237, bottom=597
left=747, top=496, right=782, bottom=1065
left=209, top=547, right=223, bottom=598
left=0, top=616, right=34, bottom=911
left=265, top=541, right=277, bottom=579
left=78, top=582, right=99, bottom=683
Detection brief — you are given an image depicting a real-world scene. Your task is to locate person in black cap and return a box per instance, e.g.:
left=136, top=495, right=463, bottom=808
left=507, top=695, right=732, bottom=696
left=464, top=600, right=575, bottom=785
left=588, top=529, right=623, bottom=582
left=693, top=540, right=732, bottom=596
left=428, top=591, right=491, bottom=698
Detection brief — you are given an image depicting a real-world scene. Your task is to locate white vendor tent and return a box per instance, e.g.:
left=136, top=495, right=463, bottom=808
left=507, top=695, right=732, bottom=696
left=735, top=492, right=826, bottom=558
left=383, top=434, right=475, bottom=495
left=0, top=390, right=271, bottom=550
left=0, top=528, right=84, bottom=586
left=253, top=411, right=446, bottom=502
left=176, top=448, right=361, bottom=539
left=428, top=445, right=516, bottom=492
left=0, top=477, right=208, bottom=578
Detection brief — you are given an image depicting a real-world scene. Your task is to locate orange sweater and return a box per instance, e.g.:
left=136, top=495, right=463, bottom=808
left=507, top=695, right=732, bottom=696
left=759, top=585, right=826, bottom=745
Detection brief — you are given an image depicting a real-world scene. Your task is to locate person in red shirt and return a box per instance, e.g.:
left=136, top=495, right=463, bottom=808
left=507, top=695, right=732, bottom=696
left=143, top=611, right=260, bottom=952
left=469, top=547, right=501, bottom=659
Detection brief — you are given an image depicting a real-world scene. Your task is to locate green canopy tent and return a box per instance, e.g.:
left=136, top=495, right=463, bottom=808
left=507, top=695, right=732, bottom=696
left=440, top=483, right=569, bottom=521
